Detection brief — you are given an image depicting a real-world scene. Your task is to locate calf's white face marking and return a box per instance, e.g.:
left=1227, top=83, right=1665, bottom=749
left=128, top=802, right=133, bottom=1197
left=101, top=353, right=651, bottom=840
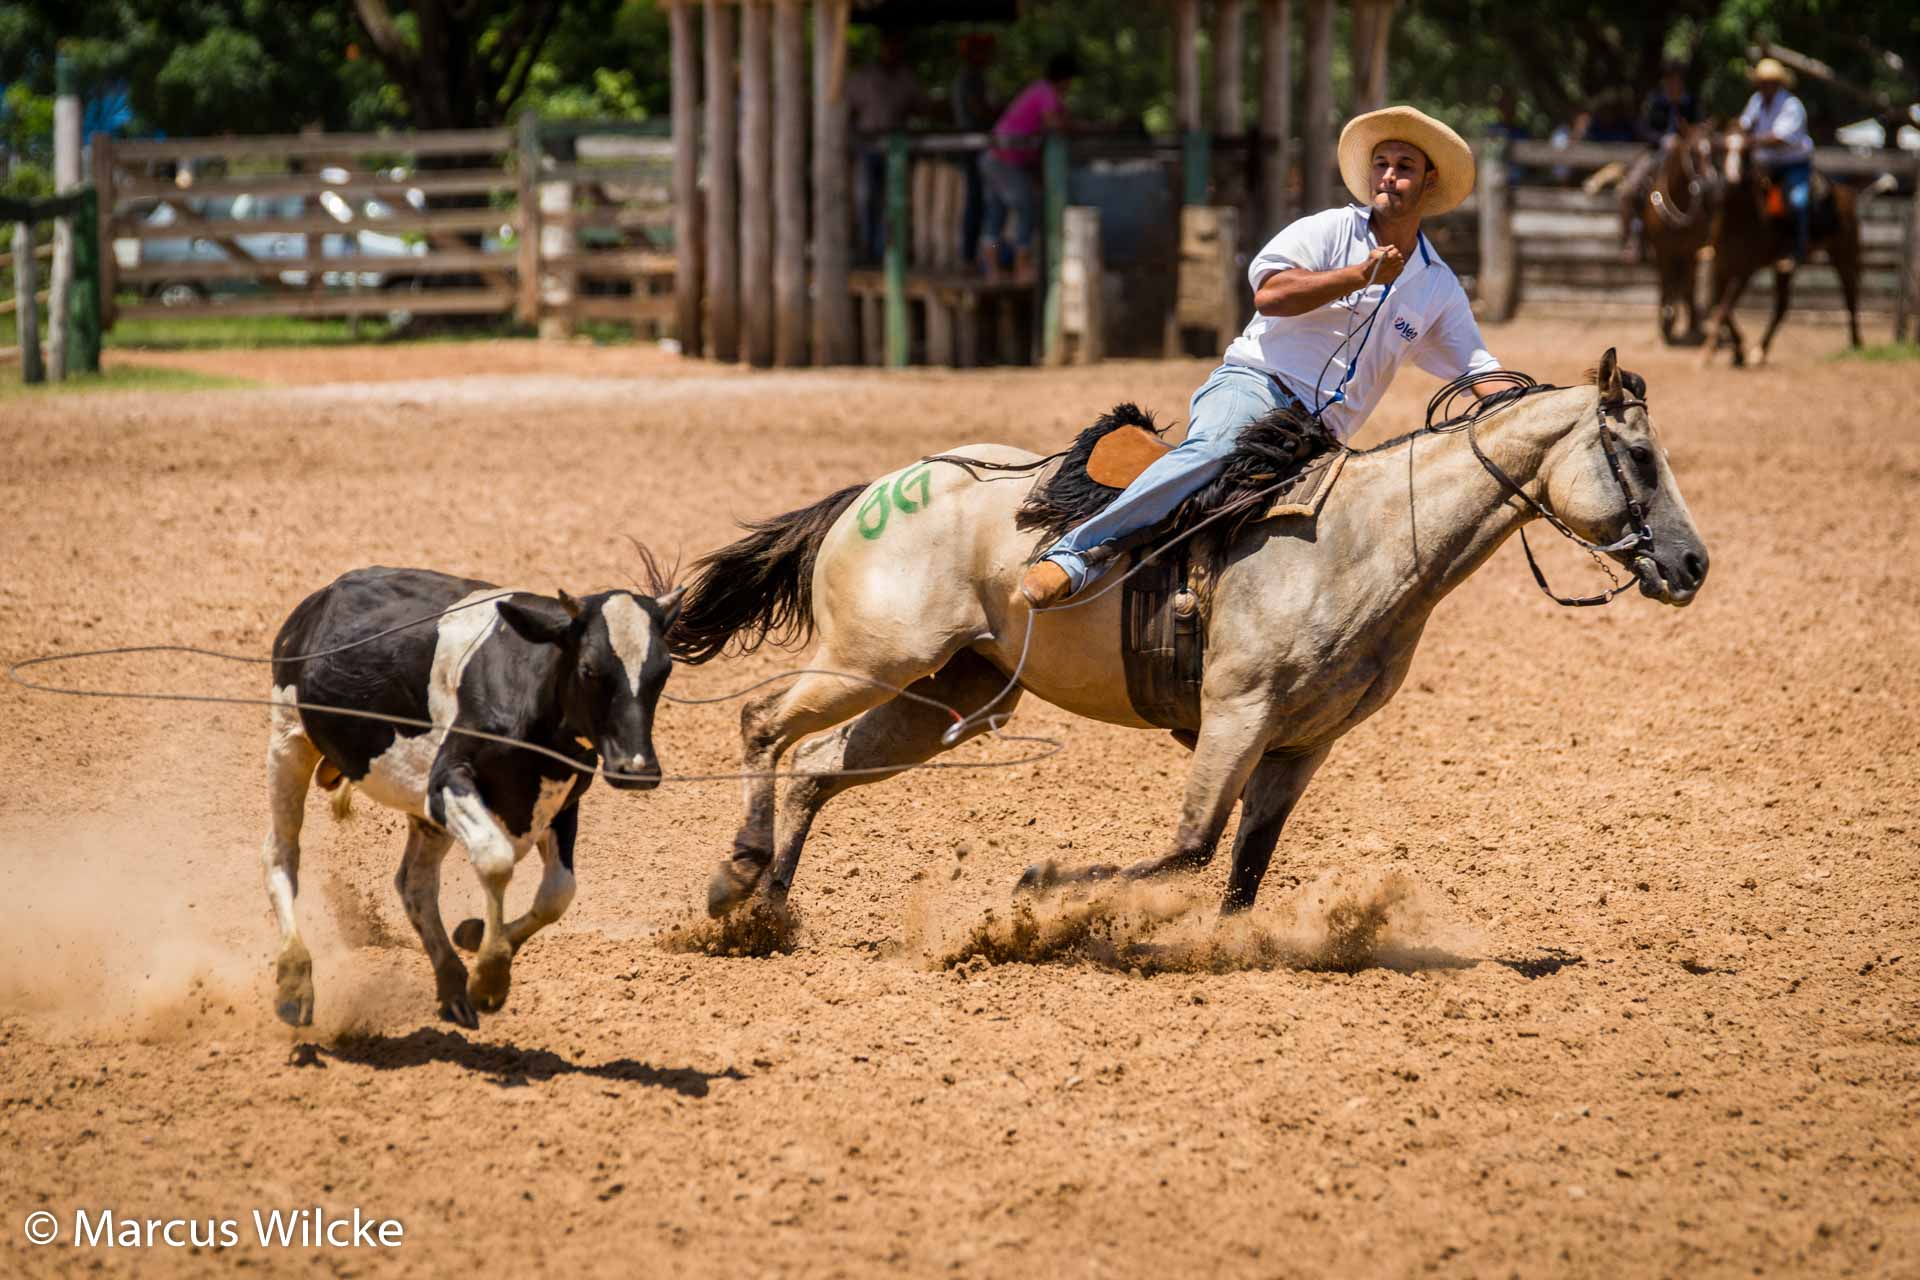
left=600, top=593, right=656, bottom=697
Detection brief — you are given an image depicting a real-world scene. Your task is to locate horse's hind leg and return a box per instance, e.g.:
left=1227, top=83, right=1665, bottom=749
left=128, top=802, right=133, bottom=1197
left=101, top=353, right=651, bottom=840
left=1757, top=263, right=1794, bottom=364
left=1831, top=230, right=1864, bottom=348
left=262, top=692, right=322, bottom=1027
left=764, top=649, right=1023, bottom=902
left=711, top=653, right=945, bottom=916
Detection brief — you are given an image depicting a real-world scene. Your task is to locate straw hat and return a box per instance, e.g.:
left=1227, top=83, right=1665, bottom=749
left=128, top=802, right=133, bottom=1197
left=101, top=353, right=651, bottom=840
left=1337, top=106, right=1475, bottom=216
left=1749, top=57, right=1795, bottom=88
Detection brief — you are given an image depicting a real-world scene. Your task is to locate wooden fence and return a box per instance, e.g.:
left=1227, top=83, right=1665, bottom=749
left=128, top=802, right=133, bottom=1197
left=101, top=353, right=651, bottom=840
left=93, top=120, right=675, bottom=335
left=1477, top=138, right=1920, bottom=336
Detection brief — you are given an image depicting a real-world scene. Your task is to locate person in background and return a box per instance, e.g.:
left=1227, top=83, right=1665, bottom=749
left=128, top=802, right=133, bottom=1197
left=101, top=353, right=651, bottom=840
left=951, top=34, right=998, bottom=268
left=977, top=51, right=1078, bottom=281
left=1739, top=57, right=1814, bottom=274
left=1619, top=60, right=1702, bottom=262
left=845, top=33, right=928, bottom=264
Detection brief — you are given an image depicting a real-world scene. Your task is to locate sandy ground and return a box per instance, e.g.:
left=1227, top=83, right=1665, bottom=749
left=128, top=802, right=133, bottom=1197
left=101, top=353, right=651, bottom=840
left=2, top=319, right=1917, bottom=1278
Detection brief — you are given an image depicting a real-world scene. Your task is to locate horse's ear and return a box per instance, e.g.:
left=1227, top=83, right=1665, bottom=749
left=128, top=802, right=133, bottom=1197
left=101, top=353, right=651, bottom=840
left=1596, top=347, right=1624, bottom=404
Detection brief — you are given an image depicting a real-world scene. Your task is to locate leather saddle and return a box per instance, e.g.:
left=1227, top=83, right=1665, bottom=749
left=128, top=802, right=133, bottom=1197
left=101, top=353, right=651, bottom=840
left=1088, top=424, right=1346, bottom=523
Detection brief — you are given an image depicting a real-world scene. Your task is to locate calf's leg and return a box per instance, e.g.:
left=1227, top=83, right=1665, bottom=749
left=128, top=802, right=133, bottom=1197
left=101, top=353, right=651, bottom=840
left=436, top=780, right=519, bottom=1014
left=454, top=806, right=578, bottom=956
left=262, top=694, right=322, bottom=1027
left=392, top=818, right=468, bottom=1027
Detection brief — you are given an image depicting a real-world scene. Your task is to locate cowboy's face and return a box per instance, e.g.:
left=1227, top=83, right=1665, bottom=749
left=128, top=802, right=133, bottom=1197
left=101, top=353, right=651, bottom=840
left=1755, top=78, right=1782, bottom=103
left=1370, top=141, right=1436, bottom=216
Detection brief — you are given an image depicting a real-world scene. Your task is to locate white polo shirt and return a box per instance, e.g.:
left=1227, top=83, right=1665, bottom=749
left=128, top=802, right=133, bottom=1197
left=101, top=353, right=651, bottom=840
left=1223, top=205, right=1500, bottom=442
left=1738, top=91, right=1813, bottom=166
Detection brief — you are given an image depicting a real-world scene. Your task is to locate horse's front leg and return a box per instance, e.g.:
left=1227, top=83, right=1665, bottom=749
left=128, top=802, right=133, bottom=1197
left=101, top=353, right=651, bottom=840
left=1222, top=745, right=1331, bottom=913
left=1019, top=699, right=1275, bottom=893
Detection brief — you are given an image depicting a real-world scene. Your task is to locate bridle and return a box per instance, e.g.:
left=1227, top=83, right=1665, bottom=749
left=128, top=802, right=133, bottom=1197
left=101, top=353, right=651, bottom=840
left=1425, top=372, right=1657, bottom=608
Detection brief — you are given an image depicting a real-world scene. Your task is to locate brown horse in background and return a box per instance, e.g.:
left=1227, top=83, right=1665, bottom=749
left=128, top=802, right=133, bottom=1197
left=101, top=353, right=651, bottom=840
left=1701, top=129, right=1887, bottom=366
left=1636, top=124, right=1717, bottom=345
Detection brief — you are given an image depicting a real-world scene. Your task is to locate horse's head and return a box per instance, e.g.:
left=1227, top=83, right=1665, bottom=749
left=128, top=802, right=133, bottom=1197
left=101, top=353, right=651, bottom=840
left=1540, top=348, right=1709, bottom=606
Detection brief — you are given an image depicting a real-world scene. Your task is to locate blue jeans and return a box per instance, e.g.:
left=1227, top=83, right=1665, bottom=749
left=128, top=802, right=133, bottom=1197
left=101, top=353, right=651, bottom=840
left=1772, top=161, right=1811, bottom=262
left=978, top=153, right=1038, bottom=262
left=1044, top=363, right=1299, bottom=591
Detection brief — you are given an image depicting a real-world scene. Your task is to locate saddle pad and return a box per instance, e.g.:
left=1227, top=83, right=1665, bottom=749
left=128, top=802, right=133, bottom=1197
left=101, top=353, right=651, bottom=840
left=1257, top=448, right=1347, bottom=522
left=1120, top=545, right=1205, bottom=731
left=1086, top=424, right=1171, bottom=489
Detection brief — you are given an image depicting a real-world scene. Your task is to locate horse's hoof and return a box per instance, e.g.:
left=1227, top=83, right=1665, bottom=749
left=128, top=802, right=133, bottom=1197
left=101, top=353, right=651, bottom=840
left=273, top=943, right=314, bottom=1027
left=708, top=857, right=767, bottom=918
left=274, top=995, right=314, bottom=1028
left=1015, top=861, right=1059, bottom=895
left=439, top=996, right=480, bottom=1030
left=451, top=918, right=484, bottom=952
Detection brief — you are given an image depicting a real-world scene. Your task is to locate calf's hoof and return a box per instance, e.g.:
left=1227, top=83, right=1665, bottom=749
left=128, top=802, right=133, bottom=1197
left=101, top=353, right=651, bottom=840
left=708, top=855, right=768, bottom=918
left=469, top=941, right=512, bottom=1014
left=1015, top=861, right=1059, bottom=896
left=451, top=918, right=484, bottom=952
left=439, top=995, right=480, bottom=1030
left=273, top=941, right=315, bottom=1028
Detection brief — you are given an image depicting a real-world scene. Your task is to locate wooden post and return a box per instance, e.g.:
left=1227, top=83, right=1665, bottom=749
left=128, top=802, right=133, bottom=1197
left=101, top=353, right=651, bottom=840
left=1174, top=0, right=1206, bottom=206
left=739, top=0, right=773, bottom=366
left=883, top=132, right=909, bottom=367
left=1061, top=205, right=1104, bottom=364
left=90, top=133, right=116, bottom=328
left=1350, top=0, right=1393, bottom=115
left=1897, top=154, right=1920, bottom=343
left=773, top=0, right=807, bottom=365
left=69, top=188, right=100, bottom=374
left=703, top=0, right=739, bottom=361
left=1475, top=137, right=1516, bottom=321
left=516, top=110, right=543, bottom=326
left=1301, top=0, right=1333, bottom=213
left=1260, top=0, right=1293, bottom=234
left=1042, top=131, right=1069, bottom=365
left=13, top=221, right=43, bottom=383
left=1214, top=0, right=1245, bottom=137
left=670, top=0, right=703, bottom=354
left=48, top=51, right=79, bottom=381
left=539, top=179, right=577, bottom=338
left=811, top=0, right=853, bottom=364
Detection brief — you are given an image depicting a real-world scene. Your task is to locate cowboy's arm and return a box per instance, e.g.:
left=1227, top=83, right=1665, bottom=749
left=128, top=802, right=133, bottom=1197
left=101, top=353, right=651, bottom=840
left=1252, top=263, right=1372, bottom=317
left=1412, top=286, right=1501, bottom=397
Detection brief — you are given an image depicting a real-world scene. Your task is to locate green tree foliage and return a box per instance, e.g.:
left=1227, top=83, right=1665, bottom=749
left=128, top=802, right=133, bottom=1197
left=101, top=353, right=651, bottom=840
left=0, top=0, right=1913, bottom=143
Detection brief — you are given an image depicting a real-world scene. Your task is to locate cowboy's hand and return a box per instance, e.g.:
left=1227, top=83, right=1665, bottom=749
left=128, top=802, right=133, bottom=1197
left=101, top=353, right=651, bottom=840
left=1363, top=245, right=1407, bottom=285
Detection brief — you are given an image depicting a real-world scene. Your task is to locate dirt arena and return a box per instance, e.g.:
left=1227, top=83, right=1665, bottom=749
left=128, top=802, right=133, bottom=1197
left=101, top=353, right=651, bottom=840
left=3, top=318, right=1916, bottom=1277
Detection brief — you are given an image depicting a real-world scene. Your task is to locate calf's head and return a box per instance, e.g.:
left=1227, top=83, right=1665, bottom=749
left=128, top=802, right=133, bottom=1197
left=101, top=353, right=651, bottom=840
left=498, top=587, right=686, bottom=790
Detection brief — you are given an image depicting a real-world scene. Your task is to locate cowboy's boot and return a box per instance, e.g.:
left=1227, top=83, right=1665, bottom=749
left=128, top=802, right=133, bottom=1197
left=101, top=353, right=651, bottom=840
left=1019, top=560, right=1074, bottom=608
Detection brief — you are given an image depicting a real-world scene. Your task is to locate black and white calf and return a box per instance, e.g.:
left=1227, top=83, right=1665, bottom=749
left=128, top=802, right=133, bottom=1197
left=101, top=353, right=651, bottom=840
left=262, top=565, right=683, bottom=1028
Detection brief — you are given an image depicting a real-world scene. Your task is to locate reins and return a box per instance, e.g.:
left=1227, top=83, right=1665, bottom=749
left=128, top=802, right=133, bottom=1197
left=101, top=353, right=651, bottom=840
left=1420, top=370, right=1655, bottom=607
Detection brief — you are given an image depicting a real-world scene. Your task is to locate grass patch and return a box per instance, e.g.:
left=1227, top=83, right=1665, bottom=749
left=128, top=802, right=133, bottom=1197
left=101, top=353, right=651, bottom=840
left=1832, top=342, right=1920, bottom=363
left=0, top=364, right=255, bottom=398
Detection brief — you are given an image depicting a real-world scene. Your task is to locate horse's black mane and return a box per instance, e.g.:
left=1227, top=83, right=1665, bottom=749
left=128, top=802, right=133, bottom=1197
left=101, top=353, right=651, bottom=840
left=1012, top=399, right=1336, bottom=546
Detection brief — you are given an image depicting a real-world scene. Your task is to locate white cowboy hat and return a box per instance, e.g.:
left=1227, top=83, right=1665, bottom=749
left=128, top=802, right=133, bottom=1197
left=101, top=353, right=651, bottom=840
left=1337, top=105, right=1475, bottom=216
left=1749, top=57, right=1796, bottom=88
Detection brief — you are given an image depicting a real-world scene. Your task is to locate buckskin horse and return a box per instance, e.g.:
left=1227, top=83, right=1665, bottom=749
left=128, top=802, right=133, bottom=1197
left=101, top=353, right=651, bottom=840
left=1635, top=123, right=1718, bottom=345
left=1701, top=127, right=1891, bottom=366
left=670, top=349, right=1709, bottom=918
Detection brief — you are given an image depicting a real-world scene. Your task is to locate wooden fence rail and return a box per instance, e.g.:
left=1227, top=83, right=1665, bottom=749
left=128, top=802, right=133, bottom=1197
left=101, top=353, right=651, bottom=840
left=91, top=119, right=675, bottom=337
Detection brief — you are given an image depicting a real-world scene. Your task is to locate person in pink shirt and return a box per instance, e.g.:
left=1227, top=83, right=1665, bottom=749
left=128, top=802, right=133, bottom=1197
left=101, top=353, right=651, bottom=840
left=978, top=51, right=1078, bottom=280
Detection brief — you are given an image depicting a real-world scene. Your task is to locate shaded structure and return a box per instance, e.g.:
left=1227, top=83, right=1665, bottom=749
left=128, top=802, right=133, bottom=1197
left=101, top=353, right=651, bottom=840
left=665, top=0, right=1399, bottom=367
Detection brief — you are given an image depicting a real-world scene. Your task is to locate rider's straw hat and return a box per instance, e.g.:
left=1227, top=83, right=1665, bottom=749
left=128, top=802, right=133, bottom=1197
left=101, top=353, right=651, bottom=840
left=1337, top=105, right=1475, bottom=216
left=1749, top=57, right=1796, bottom=87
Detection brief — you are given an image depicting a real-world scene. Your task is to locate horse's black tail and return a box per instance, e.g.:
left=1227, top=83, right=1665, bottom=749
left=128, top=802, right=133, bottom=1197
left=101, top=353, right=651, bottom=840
left=668, top=483, right=866, bottom=665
